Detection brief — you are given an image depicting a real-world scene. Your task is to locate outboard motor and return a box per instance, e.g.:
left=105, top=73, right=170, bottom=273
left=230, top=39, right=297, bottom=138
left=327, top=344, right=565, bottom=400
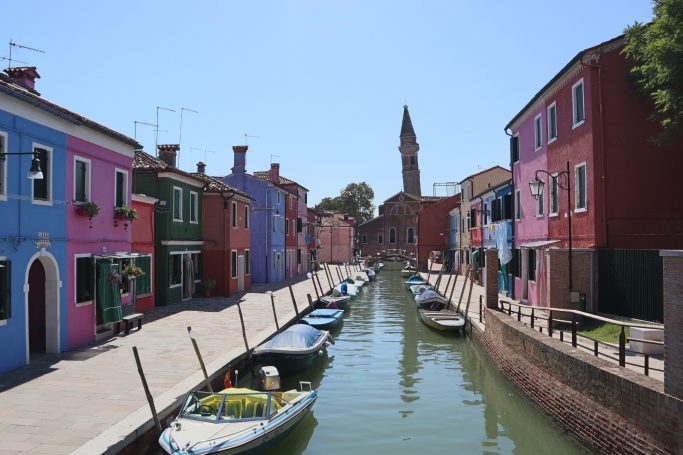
left=256, top=366, right=281, bottom=391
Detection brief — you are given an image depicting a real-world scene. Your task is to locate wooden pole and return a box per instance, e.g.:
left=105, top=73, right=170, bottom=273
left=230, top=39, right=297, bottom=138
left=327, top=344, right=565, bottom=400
left=336, top=267, right=343, bottom=284
left=462, top=277, right=474, bottom=325
left=187, top=326, right=213, bottom=392
left=132, top=346, right=162, bottom=433
left=315, top=272, right=326, bottom=296
left=324, top=263, right=333, bottom=288
left=309, top=273, right=320, bottom=299
left=307, top=293, right=314, bottom=310
left=457, top=269, right=470, bottom=309
left=269, top=293, right=280, bottom=332
left=236, top=302, right=250, bottom=352
left=288, top=284, right=299, bottom=319
left=443, top=271, right=453, bottom=298
left=434, top=266, right=445, bottom=293
left=447, top=271, right=459, bottom=307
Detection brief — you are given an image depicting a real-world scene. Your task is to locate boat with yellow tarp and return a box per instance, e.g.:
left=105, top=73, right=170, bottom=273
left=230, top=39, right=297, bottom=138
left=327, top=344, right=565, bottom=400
left=159, top=384, right=317, bottom=454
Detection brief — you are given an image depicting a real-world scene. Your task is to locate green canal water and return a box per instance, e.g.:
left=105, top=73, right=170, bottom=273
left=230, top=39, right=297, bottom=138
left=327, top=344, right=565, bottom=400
left=255, top=264, right=588, bottom=455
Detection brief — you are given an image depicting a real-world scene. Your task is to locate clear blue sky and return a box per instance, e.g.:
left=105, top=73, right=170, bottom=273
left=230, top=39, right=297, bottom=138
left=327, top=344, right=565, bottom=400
left=4, top=1, right=652, bottom=209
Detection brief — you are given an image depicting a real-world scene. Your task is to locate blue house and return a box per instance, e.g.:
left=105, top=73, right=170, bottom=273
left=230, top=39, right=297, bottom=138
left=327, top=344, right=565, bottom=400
left=222, top=146, right=286, bottom=283
left=492, top=181, right=513, bottom=296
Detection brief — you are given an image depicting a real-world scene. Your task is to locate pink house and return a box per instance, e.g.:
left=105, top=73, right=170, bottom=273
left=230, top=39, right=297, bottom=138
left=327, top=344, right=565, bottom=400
left=67, top=135, right=138, bottom=347
left=317, top=211, right=355, bottom=264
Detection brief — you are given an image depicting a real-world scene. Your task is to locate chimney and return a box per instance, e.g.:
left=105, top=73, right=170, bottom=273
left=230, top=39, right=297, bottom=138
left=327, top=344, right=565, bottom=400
left=270, top=163, right=280, bottom=184
left=231, top=145, right=248, bottom=174
left=157, top=144, right=179, bottom=167
left=4, top=67, right=41, bottom=93
left=196, top=161, right=206, bottom=174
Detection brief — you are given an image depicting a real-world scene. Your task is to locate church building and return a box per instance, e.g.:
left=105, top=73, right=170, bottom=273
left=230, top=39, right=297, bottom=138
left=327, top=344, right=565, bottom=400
left=358, top=105, right=442, bottom=261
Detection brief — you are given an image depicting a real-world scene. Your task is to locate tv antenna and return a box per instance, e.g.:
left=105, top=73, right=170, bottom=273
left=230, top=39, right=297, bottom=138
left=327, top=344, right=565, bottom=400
left=7, top=39, right=45, bottom=69
left=190, top=147, right=216, bottom=163
left=270, top=154, right=281, bottom=164
left=178, top=107, right=199, bottom=169
left=155, top=106, right=176, bottom=155
left=244, top=133, right=260, bottom=145
left=134, top=121, right=156, bottom=140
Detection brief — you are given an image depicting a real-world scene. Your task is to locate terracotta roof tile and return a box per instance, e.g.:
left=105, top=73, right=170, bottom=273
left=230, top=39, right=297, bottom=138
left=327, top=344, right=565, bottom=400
left=190, top=173, right=252, bottom=199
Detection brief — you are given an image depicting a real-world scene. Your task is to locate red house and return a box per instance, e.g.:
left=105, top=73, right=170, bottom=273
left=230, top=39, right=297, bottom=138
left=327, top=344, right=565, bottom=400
left=191, top=166, right=253, bottom=296
left=131, top=194, right=158, bottom=312
left=506, top=34, right=683, bottom=321
left=416, top=194, right=460, bottom=271
left=284, top=191, right=298, bottom=278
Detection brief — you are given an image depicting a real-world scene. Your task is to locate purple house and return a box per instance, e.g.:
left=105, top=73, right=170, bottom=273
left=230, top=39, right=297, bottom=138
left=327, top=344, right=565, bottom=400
left=222, top=146, right=286, bottom=283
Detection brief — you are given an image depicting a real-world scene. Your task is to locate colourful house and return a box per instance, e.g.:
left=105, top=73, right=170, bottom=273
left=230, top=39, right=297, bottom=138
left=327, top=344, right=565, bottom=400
left=505, top=34, right=683, bottom=320
left=284, top=190, right=297, bottom=278
left=191, top=164, right=253, bottom=296
left=0, top=67, right=138, bottom=372
left=415, top=194, right=460, bottom=271
left=133, top=147, right=205, bottom=305
left=307, top=207, right=319, bottom=270
left=318, top=210, right=355, bottom=264
left=131, top=194, right=158, bottom=313
left=222, top=146, right=286, bottom=284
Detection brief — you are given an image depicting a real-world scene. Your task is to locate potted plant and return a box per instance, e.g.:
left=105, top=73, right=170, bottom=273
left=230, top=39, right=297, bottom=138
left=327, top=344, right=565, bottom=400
left=114, top=206, right=137, bottom=230
left=202, top=277, right=217, bottom=297
left=74, top=201, right=100, bottom=228
left=122, top=263, right=145, bottom=280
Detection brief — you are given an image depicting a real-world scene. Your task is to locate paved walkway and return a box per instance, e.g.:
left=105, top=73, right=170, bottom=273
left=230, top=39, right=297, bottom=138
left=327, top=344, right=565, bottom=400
left=0, top=264, right=353, bottom=455
left=421, top=270, right=664, bottom=381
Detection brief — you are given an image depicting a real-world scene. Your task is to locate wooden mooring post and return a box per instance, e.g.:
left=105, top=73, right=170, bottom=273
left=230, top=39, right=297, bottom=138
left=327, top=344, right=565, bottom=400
left=457, top=269, right=470, bottom=309
left=315, top=271, right=326, bottom=295
left=307, top=293, right=315, bottom=310
left=267, top=291, right=280, bottom=332
left=335, top=267, right=343, bottom=284
left=187, top=326, right=213, bottom=392
left=324, top=263, right=334, bottom=288
left=443, top=271, right=453, bottom=298
left=288, top=284, right=299, bottom=319
left=308, top=272, right=320, bottom=299
left=132, top=346, right=162, bottom=434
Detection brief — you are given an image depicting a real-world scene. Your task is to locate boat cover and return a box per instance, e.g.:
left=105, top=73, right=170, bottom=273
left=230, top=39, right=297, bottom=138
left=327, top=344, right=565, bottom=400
left=261, top=325, right=324, bottom=350
left=309, top=309, right=343, bottom=318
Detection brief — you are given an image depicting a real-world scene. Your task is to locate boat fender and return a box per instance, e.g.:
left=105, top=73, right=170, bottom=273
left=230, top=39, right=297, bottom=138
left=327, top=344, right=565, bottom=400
left=224, top=369, right=233, bottom=389
left=328, top=334, right=335, bottom=344
left=318, top=350, right=324, bottom=356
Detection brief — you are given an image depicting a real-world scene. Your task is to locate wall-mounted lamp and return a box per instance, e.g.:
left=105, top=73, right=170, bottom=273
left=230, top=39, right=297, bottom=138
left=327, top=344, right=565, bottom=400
left=0, top=150, right=43, bottom=180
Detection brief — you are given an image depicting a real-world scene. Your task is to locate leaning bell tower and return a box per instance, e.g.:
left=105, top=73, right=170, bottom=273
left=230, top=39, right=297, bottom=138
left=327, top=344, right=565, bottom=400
left=398, top=105, right=422, bottom=197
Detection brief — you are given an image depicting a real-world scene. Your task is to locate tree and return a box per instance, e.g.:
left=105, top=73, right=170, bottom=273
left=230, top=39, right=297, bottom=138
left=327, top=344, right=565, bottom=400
left=623, top=0, right=683, bottom=144
left=338, top=182, right=375, bottom=226
left=316, top=196, right=341, bottom=211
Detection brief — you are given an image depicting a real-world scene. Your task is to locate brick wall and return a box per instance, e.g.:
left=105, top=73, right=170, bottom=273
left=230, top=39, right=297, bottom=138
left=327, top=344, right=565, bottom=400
left=547, top=248, right=595, bottom=312
left=470, top=309, right=683, bottom=454
left=662, top=252, right=683, bottom=400
left=485, top=248, right=498, bottom=308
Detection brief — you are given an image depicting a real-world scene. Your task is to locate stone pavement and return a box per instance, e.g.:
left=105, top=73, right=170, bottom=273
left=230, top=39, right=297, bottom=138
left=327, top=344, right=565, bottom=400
left=0, top=265, right=352, bottom=455
left=421, top=270, right=664, bottom=381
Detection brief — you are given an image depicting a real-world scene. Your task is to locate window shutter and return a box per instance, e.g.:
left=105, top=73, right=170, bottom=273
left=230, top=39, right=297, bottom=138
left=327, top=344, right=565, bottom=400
left=1, top=261, right=10, bottom=319
left=510, top=136, right=519, bottom=163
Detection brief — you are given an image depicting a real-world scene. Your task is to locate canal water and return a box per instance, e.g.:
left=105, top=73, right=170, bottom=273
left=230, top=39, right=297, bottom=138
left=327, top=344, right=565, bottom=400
left=254, top=263, right=588, bottom=454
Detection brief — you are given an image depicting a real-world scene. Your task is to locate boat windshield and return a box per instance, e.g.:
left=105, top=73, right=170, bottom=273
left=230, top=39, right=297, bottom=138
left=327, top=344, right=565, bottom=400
left=180, top=390, right=283, bottom=422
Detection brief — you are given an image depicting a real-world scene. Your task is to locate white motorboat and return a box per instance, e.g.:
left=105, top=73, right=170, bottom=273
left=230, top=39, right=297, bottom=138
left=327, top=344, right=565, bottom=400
left=410, top=284, right=433, bottom=295
left=159, top=384, right=317, bottom=454
left=415, top=289, right=449, bottom=309
left=319, top=293, right=352, bottom=310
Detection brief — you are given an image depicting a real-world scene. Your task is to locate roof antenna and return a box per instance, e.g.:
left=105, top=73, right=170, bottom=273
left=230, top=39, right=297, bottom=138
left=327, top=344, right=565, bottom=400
left=244, top=133, right=260, bottom=145
left=190, top=147, right=216, bottom=163
left=155, top=106, right=176, bottom=155
left=270, top=154, right=281, bottom=164
left=134, top=121, right=156, bottom=140
left=7, top=39, right=45, bottom=69
left=178, top=107, right=199, bottom=169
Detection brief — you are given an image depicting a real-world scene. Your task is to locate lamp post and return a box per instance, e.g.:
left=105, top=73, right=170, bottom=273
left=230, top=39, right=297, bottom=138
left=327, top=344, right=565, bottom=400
left=0, top=150, right=43, bottom=180
left=529, top=160, right=572, bottom=291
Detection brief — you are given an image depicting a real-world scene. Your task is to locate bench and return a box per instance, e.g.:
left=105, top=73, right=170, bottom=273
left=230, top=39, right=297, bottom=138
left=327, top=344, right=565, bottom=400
left=118, top=313, right=144, bottom=335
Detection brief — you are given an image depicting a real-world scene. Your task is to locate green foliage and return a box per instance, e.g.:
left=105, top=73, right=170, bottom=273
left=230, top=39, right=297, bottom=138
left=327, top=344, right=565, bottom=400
left=623, top=0, right=683, bottom=144
left=114, top=206, right=137, bottom=221
left=577, top=321, right=629, bottom=344
left=122, top=263, right=145, bottom=279
left=202, top=277, right=217, bottom=290
left=317, top=196, right=342, bottom=211
left=338, top=182, right=375, bottom=226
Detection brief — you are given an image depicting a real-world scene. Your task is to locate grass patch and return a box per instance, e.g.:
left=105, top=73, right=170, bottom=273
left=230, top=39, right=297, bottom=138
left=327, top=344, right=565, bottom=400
left=577, top=320, right=629, bottom=344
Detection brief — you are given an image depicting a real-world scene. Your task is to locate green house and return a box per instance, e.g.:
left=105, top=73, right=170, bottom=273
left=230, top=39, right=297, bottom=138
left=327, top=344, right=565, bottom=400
left=133, top=146, right=205, bottom=305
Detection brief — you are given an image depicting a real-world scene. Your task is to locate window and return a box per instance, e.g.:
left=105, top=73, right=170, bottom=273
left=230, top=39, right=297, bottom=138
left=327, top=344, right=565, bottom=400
left=407, top=227, right=415, bottom=244
left=528, top=249, right=536, bottom=281
left=231, top=202, right=237, bottom=228
left=0, top=132, right=6, bottom=200
left=244, top=206, right=249, bottom=229
left=389, top=227, right=396, bottom=244
left=575, top=163, right=587, bottom=211
left=572, top=79, right=585, bottom=127
left=510, top=135, right=519, bottom=163
left=191, top=253, right=201, bottom=282
left=536, top=188, right=544, bottom=217
left=470, top=209, right=478, bottom=227
left=190, top=191, right=198, bottom=223
left=285, top=218, right=289, bottom=235
left=116, top=258, right=131, bottom=295
left=304, top=193, right=307, bottom=204
left=297, top=249, right=302, bottom=264
left=534, top=114, right=542, bottom=150
left=512, top=249, right=521, bottom=278
left=170, top=254, right=182, bottom=286
left=245, top=249, right=250, bottom=275
left=115, top=169, right=127, bottom=208
left=135, top=255, right=152, bottom=296
left=32, top=146, right=51, bottom=203
left=74, top=158, right=91, bottom=203
left=362, top=235, right=367, bottom=244
left=410, top=156, right=416, bottom=166
left=547, top=102, right=557, bottom=142
left=0, top=259, right=10, bottom=320
left=290, top=196, right=293, bottom=209
left=277, top=191, right=281, bottom=205
left=75, top=255, right=94, bottom=305
left=297, top=217, right=303, bottom=233
left=378, top=234, right=383, bottom=244
left=504, top=194, right=512, bottom=220
left=515, top=190, right=521, bottom=220
left=231, top=250, right=238, bottom=279
left=172, top=187, right=183, bottom=221
left=549, top=173, right=559, bottom=216
left=272, top=215, right=276, bottom=232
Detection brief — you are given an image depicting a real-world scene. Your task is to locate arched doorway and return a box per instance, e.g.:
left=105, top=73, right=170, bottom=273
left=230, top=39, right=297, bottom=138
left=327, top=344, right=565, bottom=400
left=25, top=252, right=61, bottom=360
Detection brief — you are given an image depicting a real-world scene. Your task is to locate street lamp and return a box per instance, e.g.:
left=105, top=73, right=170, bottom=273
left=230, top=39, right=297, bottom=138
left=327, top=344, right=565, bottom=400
left=528, top=160, right=572, bottom=291
left=0, top=150, right=43, bottom=179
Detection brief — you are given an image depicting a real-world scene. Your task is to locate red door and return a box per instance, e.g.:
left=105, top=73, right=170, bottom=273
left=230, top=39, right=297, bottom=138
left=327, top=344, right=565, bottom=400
left=28, top=260, right=46, bottom=353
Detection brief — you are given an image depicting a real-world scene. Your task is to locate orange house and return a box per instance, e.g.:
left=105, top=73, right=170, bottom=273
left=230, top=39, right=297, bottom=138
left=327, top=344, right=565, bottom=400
left=131, top=194, right=158, bottom=312
left=192, top=168, right=253, bottom=296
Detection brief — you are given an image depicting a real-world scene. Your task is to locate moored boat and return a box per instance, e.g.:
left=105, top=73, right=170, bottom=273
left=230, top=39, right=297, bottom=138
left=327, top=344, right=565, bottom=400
left=415, top=289, right=449, bottom=309
left=362, top=268, right=376, bottom=281
left=319, top=294, right=352, bottom=311
left=401, top=265, right=417, bottom=276
left=159, top=384, right=317, bottom=455
left=410, top=284, right=433, bottom=295
left=253, top=325, right=331, bottom=376
left=404, top=275, right=427, bottom=288
left=299, top=308, right=344, bottom=330
left=418, top=304, right=465, bottom=332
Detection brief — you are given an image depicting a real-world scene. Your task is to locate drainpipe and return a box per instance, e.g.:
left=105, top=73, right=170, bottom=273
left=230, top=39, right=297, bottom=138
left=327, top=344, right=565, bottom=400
left=504, top=127, right=516, bottom=299
left=582, top=61, right=607, bottom=248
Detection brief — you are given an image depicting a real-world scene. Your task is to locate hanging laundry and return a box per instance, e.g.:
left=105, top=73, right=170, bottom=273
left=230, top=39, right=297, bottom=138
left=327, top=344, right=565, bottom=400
left=496, top=223, right=512, bottom=265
